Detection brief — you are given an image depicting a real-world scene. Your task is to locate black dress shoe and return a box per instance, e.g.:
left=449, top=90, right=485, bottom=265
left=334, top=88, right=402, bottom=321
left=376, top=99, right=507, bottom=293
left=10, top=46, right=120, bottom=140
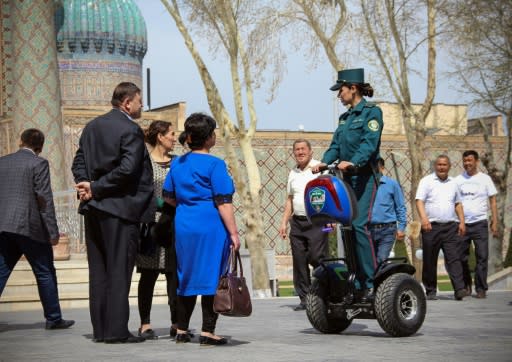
left=426, top=292, right=438, bottom=301
left=45, top=319, right=75, bottom=330
left=175, top=333, right=191, bottom=344
left=170, top=326, right=195, bottom=339
left=360, top=288, right=374, bottom=303
left=293, top=303, right=306, bottom=311
left=199, top=335, right=227, bottom=346
left=104, top=334, right=146, bottom=344
left=92, top=338, right=104, bottom=343
left=138, top=328, right=158, bottom=340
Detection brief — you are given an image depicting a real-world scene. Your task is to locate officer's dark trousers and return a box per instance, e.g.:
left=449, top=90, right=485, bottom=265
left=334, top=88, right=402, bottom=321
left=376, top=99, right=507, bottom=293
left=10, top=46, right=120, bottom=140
left=84, top=207, right=139, bottom=341
left=289, top=215, right=329, bottom=304
left=459, top=220, right=489, bottom=292
left=348, top=173, right=378, bottom=290
left=421, top=222, right=465, bottom=294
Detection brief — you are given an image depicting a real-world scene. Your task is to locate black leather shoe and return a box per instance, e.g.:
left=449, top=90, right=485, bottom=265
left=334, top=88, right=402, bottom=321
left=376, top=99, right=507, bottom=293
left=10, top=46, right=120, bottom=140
left=138, top=328, right=158, bottom=340
left=199, top=335, right=227, bottom=346
left=92, top=338, right=104, bottom=343
left=293, top=303, right=306, bottom=311
left=426, top=292, right=438, bottom=301
left=455, top=288, right=469, bottom=301
left=104, top=334, right=146, bottom=344
left=45, top=319, right=75, bottom=330
left=175, top=333, right=191, bottom=344
left=170, top=326, right=194, bottom=339
left=360, top=288, right=374, bottom=303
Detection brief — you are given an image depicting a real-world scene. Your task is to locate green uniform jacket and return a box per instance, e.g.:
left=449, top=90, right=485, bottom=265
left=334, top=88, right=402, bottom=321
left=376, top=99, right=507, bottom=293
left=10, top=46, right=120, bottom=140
left=322, top=98, right=383, bottom=168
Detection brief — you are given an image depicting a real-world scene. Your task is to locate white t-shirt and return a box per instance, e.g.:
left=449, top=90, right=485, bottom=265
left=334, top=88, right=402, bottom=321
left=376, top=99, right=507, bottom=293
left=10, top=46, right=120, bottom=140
left=455, top=171, right=497, bottom=224
left=415, top=173, right=461, bottom=222
left=287, top=159, right=322, bottom=217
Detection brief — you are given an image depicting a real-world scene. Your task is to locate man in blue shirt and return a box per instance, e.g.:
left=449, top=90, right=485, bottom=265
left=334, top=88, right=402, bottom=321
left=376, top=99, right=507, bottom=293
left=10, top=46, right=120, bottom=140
left=369, top=158, right=407, bottom=264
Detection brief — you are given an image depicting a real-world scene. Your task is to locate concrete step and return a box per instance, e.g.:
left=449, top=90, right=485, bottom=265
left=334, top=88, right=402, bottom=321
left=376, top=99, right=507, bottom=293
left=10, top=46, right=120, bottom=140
left=0, top=256, right=170, bottom=312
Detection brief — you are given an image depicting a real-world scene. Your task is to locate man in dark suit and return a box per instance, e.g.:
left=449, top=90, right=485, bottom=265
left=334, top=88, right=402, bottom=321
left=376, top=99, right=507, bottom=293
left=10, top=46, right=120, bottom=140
left=0, top=128, right=74, bottom=330
left=71, top=82, right=154, bottom=344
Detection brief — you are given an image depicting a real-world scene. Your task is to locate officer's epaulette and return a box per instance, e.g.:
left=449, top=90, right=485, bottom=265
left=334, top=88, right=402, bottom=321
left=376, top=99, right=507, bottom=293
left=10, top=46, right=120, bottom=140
left=364, top=102, right=377, bottom=108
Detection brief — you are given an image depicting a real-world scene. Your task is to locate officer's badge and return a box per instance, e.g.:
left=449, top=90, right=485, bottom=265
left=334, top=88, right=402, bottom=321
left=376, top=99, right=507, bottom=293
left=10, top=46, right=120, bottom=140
left=368, top=119, right=380, bottom=132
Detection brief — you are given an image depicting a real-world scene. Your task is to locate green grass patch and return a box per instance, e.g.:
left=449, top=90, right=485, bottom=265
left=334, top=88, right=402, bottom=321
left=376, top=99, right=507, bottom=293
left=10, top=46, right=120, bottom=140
left=277, top=280, right=295, bottom=297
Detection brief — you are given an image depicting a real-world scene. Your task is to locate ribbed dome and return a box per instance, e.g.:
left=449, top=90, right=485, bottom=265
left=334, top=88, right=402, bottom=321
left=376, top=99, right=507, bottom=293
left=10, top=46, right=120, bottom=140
left=55, top=0, right=147, bottom=60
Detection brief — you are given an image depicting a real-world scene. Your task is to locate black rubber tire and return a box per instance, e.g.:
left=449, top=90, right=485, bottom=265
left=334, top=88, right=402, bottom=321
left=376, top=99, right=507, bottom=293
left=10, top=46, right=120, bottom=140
left=305, top=278, right=352, bottom=334
left=374, top=273, right=426, bottom=337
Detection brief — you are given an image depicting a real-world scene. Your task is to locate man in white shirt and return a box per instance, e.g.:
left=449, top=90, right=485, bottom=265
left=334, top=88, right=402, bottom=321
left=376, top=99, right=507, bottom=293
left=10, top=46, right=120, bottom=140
left=455, top=150, right=498, bottom=299
left=415, top=155, right=468, bottom=301
left=279, top=139, right=329, bottom=311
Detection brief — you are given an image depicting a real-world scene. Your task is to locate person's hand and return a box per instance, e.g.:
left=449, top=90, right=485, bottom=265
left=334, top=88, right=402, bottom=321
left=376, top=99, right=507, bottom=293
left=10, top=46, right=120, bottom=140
left=230, top=234, right=241, bottom=251
left=311, top=163, right=326, bottom=174
left=278, top=223, right=288, bottom=239
left=50, top=238, right=59, bottom=246
left=420, top=218, right=431, bottom=232
left=337, top=161, right=354, bottom=172
left=457, top=222, right=465, bottom=237
left=490, top=220, right=499, bottom=237
left=75, top=181, right=92, bottom=201
left=396, top=230, right=406, bottom=241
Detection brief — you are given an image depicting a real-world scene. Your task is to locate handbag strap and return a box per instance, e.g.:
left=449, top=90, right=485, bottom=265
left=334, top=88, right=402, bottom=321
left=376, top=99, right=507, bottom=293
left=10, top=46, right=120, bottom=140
left=229, top=250, right=243, bottom=278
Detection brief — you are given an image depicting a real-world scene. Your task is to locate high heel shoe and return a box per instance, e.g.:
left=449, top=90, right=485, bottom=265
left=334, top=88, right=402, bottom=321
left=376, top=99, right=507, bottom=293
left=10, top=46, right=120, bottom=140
left=199, top=335, right=227, bottom=346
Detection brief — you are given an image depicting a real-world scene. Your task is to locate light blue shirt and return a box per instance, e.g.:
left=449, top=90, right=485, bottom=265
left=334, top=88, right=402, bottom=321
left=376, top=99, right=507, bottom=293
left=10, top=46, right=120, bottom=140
left=371, top=175, right=407, bottom=231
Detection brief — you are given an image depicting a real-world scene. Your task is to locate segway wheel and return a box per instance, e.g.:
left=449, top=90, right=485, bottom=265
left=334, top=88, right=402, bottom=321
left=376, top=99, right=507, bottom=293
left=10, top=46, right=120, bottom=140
left=374, top=273, right=426, bottom=337
left=305, top=278, right=352, bottom=334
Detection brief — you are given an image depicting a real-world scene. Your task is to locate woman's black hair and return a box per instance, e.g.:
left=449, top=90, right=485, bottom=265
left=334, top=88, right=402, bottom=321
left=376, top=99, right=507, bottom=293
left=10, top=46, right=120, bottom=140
left=179, top=112, right=216, bottom=150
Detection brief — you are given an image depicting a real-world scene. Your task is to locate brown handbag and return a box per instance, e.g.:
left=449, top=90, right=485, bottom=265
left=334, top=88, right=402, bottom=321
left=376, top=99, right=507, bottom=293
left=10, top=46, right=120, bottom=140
left=213, top=250, right=252, bottom=317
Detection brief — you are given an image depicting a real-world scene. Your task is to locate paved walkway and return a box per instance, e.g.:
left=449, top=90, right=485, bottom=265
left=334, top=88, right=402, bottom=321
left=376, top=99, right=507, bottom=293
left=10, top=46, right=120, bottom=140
left=1, top=292, right=511, bottom=361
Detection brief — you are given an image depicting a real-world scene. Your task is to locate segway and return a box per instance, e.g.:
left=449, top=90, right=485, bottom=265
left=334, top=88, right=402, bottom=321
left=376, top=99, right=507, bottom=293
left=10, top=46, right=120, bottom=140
left=304, top=163, right=426, bottom=337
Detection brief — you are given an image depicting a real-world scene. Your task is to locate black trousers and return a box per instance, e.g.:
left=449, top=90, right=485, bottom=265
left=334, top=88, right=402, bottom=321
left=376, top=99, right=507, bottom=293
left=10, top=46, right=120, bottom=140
left=289, top=216, right=329, bottom=303
left=83, top=207, right=139, bottom=340
left=460, top=220, right=489, bottom=292
left=421, top=222, right=465, bottom=294
left=138, top=269, right=177, bottom=325
left=176, top=295, right=217, bottom=333
left=0, top=232, right=62, bottom=322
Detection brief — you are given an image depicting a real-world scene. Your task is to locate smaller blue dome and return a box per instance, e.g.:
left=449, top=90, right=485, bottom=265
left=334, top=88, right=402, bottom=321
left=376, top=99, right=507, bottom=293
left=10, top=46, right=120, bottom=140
left=55, top=0, right=147, bottom=60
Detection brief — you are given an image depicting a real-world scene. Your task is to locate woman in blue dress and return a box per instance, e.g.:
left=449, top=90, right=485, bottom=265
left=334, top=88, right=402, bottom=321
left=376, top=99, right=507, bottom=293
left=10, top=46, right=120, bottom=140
left=162, top=113, right=241, bottom=346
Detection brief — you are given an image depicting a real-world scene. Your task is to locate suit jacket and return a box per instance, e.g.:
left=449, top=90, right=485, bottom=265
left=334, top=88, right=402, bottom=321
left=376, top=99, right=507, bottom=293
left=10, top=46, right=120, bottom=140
left=71, top=108, right=155, bottom=223
left=0, top=148, right=59, bottom=243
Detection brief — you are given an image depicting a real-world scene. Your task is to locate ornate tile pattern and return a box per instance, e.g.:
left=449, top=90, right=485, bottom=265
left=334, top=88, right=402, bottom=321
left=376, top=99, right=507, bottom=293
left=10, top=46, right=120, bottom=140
left=10, top=0, right=66, bottom=190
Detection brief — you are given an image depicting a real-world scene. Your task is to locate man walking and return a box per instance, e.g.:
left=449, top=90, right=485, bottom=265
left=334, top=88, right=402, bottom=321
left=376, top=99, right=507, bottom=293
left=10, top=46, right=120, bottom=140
left=416, top=155, right=468, bottom=301
left=0, top=129, right=74, bottom=330
left=72, top=82, right=154, bottom=343
left=369, top=158, right=407, bottom=264
left=279, top=139, right=329, bottom=311
left=455, top=150, right=498, bottom=298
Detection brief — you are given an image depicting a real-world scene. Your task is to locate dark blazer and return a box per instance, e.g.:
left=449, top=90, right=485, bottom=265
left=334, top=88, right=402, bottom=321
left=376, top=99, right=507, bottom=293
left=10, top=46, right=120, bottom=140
left=71, top=108, right=155, bottom=223
left=0, top=149, right=59, bottom=243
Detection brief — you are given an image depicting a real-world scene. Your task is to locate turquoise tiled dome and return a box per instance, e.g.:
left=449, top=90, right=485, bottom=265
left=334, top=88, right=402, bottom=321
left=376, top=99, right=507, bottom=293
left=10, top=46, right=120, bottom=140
left=55, top=0, right=147, bottom=60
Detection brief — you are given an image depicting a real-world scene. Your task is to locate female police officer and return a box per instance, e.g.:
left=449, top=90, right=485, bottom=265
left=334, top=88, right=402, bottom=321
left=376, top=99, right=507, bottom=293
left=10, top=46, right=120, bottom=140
left=313, top=68, right=383, bottom=302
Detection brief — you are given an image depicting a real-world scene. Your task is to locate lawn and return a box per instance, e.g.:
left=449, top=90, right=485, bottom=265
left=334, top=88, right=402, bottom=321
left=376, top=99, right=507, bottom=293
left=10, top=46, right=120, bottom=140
left=277, top=275, right=455, bottom=296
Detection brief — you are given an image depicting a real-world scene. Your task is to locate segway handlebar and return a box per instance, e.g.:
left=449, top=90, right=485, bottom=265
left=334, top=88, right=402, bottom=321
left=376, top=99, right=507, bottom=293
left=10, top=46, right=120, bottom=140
left=313, top=161, right=356, bottom=174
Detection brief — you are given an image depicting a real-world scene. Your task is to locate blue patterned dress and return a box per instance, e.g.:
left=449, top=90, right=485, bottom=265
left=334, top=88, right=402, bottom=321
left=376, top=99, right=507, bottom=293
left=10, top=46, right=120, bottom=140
left=162, top=152, right=234, bottom=296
